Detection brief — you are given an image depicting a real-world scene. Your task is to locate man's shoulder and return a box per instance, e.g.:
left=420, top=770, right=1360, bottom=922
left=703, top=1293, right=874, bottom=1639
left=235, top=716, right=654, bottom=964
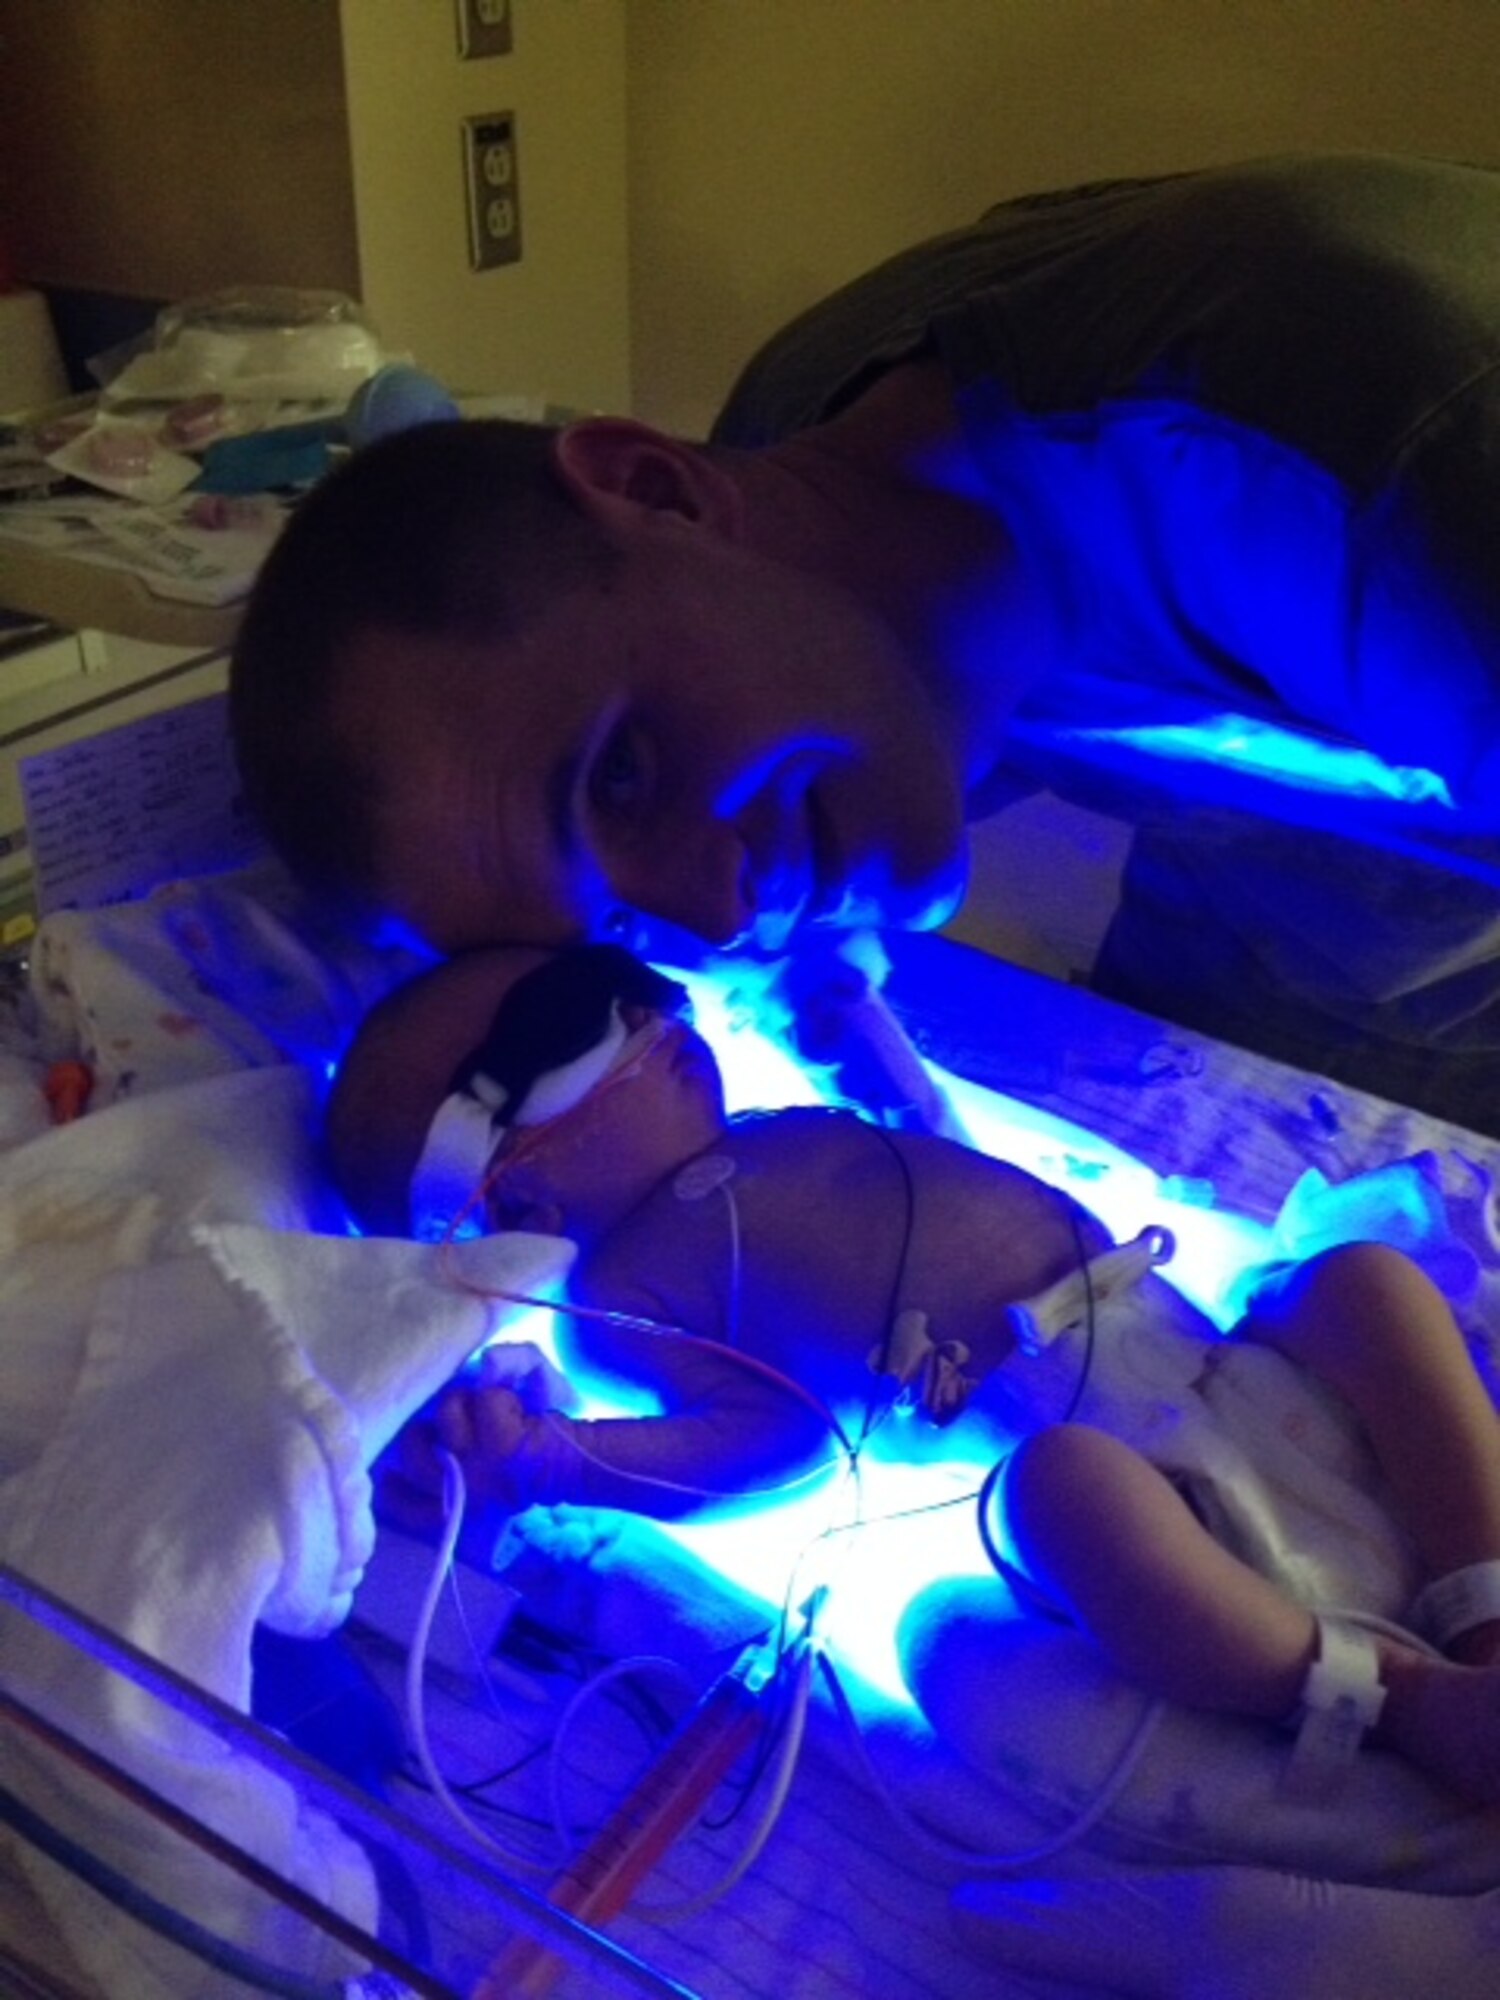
left=713, top=154, right=1497, bottom=448
left=974, top=153, right=1495, bottom=248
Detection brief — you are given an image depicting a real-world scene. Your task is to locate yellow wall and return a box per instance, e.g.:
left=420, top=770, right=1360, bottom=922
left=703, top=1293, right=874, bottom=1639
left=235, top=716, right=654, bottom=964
left=339, top=0, right=630, bottom=412
left=0, top=0, right=629, bottom=416
left=11, top=2, right=1491, bottom=435
left=624, top=0, right=1500, bottom=434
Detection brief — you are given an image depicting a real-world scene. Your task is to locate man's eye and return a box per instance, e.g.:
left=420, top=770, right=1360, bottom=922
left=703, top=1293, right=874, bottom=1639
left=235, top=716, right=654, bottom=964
left=591, top=726, right=648, bottom=814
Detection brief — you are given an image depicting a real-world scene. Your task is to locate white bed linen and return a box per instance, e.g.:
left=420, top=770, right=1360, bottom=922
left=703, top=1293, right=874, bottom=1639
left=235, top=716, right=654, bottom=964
left=0, top=1047, right=571, bottom=1998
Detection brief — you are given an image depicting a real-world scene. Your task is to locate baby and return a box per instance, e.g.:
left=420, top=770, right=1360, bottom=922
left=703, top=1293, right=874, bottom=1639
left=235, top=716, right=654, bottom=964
left=328, top=943, right=1500, bottom=1808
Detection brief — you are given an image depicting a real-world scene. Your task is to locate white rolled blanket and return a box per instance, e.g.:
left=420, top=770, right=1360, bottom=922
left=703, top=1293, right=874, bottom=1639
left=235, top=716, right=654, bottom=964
left=0, top=1064, right=571, bottom=1998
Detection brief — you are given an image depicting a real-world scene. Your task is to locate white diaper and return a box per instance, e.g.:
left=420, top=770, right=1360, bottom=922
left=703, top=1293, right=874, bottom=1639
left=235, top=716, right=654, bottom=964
left=981, top=1263, right=1422, bottom=1620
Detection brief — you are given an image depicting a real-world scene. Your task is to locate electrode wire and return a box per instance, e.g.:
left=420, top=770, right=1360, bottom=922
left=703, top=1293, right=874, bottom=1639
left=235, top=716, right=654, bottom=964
left=403, top=1453, right=557, bottom=1876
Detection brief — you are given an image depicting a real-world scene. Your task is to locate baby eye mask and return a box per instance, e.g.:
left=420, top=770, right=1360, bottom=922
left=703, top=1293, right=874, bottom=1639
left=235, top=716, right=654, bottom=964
left=410, top=945, right=689, bottom=1239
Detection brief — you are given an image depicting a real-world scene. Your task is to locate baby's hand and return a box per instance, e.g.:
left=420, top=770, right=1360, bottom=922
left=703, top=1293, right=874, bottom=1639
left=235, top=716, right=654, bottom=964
left=472, top=1337, right=578, bottom=1413
left=373, top=1405, right=452, bottom=1535
left=434, top=1380, right=531, bottom=1507
left=770, top=931, right=885, bottom=1065
left=406, top=1376, right=564, bottom=1519
left=375, top=1381, right=545, bottom=1530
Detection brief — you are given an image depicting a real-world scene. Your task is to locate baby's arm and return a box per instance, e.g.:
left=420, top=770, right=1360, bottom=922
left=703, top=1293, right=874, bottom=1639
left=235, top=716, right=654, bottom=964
left=431, top=1290, right=840, bottom=1521
left=436, top=1363, right=833, bottom=1519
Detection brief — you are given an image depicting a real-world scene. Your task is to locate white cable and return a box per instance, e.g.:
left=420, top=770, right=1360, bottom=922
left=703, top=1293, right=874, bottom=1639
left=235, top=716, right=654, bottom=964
left=444, top=1556, right=528, bottom=1738
left=403, top=1453, right=554, bottom=1873
left=719, top=1178, right=743, bottom=1349
left=546, top=1654, right=700, bottom=1858
left=636, top=1645, right=814, bottom=1922
left=819, top=1645, right=1167, bottom=1872
left=1318, top=1604, right=1442, bottom=1659
left=774, top=1450, right=878, bottom=1643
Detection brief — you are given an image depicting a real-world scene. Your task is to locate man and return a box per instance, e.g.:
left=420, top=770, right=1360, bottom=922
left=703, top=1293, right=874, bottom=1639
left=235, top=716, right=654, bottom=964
left=230, top=152, right=1500, bottom=1125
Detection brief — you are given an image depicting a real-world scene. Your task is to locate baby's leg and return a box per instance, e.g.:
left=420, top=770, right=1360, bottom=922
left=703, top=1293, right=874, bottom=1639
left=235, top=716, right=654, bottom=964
left=1003, top=1421, right=1500, bottom=1805
left=1004, top=1423, right=1315, bottom=1717
left=1240, top=1242, right=1500, bottom=1663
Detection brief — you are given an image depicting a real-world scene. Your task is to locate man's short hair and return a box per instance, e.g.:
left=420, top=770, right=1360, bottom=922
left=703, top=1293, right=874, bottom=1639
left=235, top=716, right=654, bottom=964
left=228, top=419, right=617, bottom=918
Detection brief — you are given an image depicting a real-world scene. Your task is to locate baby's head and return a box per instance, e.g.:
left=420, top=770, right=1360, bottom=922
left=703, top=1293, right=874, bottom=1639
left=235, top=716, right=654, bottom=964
left=326, top=943, right=727, bottom=1241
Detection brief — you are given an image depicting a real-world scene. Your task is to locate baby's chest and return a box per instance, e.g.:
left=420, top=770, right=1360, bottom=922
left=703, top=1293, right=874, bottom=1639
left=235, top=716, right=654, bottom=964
left=741, top=1231, right=899, bottom=1374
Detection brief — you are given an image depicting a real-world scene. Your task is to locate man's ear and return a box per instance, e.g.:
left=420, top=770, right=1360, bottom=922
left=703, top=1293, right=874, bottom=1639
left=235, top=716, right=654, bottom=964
left=551, top=419, right=744, bottom=539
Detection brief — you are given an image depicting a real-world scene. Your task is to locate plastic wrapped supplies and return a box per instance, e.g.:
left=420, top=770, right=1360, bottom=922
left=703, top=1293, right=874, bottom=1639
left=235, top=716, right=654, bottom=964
left=93, top=288, right=386, bottom=407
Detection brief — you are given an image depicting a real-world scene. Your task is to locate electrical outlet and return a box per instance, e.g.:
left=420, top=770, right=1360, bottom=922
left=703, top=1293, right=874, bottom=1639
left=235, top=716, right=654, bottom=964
left=462, top=112, right=522, bottom=270
left=455, top=0, right=513, bottom=60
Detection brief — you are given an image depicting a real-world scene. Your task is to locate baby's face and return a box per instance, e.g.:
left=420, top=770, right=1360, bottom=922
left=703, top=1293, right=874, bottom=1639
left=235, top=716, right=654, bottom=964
left=484, top=1003, right=727, bottom=1236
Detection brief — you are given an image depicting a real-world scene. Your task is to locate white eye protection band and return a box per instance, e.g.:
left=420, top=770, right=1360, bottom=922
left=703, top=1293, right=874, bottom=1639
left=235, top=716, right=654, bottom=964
left=409, top=1005, right=630, bottom=1242
left=402, top=944, right=689, bottom=1242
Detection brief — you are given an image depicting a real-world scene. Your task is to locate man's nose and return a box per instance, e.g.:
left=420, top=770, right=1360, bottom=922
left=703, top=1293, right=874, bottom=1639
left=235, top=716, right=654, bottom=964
left=608, top=823, right=755, bottom=947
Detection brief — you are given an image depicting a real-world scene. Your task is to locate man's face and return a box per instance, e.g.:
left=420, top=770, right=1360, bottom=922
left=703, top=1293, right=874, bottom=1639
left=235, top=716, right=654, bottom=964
left=342, top=526, right=967, bottom=953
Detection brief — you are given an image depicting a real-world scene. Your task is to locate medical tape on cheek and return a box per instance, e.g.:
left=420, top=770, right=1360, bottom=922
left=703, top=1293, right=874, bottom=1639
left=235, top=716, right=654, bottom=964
left=410, top=1009, right=639, bottom=1237
left=409, top=946, right=689, bottom=1237
left=410, top=1090, right=505, bottom=1242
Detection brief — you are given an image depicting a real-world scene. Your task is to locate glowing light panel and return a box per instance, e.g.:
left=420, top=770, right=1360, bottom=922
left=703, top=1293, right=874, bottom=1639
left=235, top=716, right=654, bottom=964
left=1061, top=711, right=1454, bottom=806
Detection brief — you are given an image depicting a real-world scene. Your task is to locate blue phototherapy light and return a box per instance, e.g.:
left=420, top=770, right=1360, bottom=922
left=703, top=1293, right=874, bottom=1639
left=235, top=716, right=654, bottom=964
left=489, top=962, right=1275, bottom=1707
left=1065, top=711, right=1454, bottom=807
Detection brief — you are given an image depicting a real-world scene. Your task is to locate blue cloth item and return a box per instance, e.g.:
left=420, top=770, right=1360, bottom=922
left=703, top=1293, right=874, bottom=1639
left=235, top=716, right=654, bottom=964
left=344, top=364, right=460, bottom=448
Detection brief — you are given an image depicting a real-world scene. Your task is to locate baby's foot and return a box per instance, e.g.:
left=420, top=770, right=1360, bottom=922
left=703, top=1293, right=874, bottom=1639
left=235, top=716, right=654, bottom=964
left=1379, top=1649, right=1500, bottom=1807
